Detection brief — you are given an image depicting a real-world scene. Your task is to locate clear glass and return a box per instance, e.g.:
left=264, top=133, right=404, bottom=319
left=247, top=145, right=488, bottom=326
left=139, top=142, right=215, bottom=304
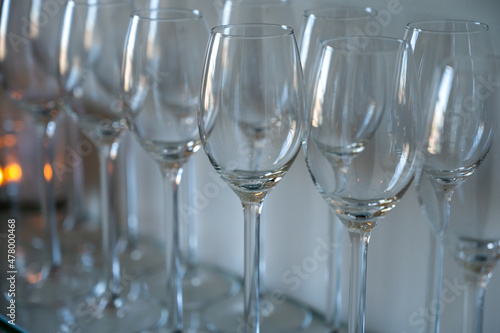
left=298, top=6, right=376, bottom=89
left=403, top=20, right=493, bottom=333
left=304, top=37, right=420, bottom=333
left=214, top=2, right=312, bottom=330
left=426, top=56, right=500, bottom=333
left=59, top=1, right=162, bottom=332
left=198, top=23, right=307, bottom=333
left=121, top=2, right=240, bottom=314
left=297, top=7, right=375, bottom=330
left=0, top=0, right=96, bottom=313
left=121, top=8, right=233, bottom=331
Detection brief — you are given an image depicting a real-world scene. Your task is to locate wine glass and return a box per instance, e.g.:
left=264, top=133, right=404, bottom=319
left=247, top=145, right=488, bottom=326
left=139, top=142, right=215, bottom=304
left=121, top=8, right=222, bottom=331
left=428, top=56, right=500, bottom=333
left=198, top=23, right=307, bottom=333
left=0, top=0, right=96, bottom=310
left=297, top=7, right=376, bottom=331
left=304, top=36, right=419, bottom=333
left=403, top=19, right=494, bottom=333
left=214, top=2, right=313, bottom=331
left=59, top=1, right=163, bottom=331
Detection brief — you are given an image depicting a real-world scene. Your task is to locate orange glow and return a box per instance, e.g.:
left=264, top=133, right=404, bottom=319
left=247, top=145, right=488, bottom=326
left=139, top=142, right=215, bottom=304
left=13, top=120, right=24, bottom=132
left=0, top=168, right=3, bottom=186
left=44, top=163, right=53, bottom=182
left=5, top=163, right=22, bottom=183
left=2, top=134, right=17, bottom=147
left=27, top=272, right=43, bottom=284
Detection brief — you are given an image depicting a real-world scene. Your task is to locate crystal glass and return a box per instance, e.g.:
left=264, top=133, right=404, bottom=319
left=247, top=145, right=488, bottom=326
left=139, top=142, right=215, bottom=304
left=403, top=20, right=494, bottom=333
left=59, top=1, right=162, bottom=331
left=423, top=56, right=500, bottom=333
left=304, top=37, right=420, bottom=333
left=297, top=7, right=376, bottom=331
left=198, top=23, right=307, bottom=333
left=121, top=8, right=225, bottom=331
left=0, top=0, right=95, bottom=312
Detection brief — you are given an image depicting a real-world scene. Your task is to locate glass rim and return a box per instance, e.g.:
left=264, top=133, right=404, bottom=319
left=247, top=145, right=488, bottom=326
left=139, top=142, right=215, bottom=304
left=321, top=36, right=411, bottom=54
left=211, top=23, right=294, bottom=39
left=68, top=0, right=131, bottom=7
left=131, top=8, right=203, bottom=21
left=406, top=19, right=489, bottom=34
left=304, top=6, right=376, bottom=20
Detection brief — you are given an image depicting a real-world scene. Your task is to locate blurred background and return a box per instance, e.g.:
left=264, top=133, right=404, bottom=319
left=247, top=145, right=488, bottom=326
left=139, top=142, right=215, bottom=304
left=0, top=0, right=499, bottom=332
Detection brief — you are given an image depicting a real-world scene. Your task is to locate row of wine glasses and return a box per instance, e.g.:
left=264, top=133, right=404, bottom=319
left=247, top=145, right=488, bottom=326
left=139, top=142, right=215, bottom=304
left=1, top=0, right=499, bottom=331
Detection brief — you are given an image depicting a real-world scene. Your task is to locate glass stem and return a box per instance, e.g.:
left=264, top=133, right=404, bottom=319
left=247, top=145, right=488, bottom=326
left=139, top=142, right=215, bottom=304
left=36, top=120, right=62, bottom=272
left=160, top=165, right=184, bottom=331
left=185, top=159, right=198, bottom=267
left=125, top=135, right=139, bottom=247
left=463, top=272, right=490, bottom=333
left=425, top=230, right=444, bottom=333
left=325, top=209, right=343, bottom=331
left=425, top=188, right=452, bottom=333
left=242, top=201, right=262, bottom=333
left=98, top=141, right=122, bottom=301
left=347, top=229, right=371, bottom=333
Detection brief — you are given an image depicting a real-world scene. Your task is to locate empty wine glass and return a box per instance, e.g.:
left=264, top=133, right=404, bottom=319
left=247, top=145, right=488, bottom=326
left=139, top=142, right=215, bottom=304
left=424, top=56, right=500, bottom=333
left=403, top=19, right=493, bottom=333
left=199, top=23, right=307, bottom=333
left=0, top=0, right=95, bottom=310
left=59, top=1, right=163, bottom=331
left=121, top=8, right=219, bottom=331
left=304, top=37, right=420, bottom=333
left=297, top=7, right=376, bottom=330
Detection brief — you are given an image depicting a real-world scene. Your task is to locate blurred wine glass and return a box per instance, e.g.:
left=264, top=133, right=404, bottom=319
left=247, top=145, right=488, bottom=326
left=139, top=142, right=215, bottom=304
left=199, top=23, right=307, bottom=333
left=304, top=36, right=419, bottom=333
left=59, top=1, right=163, bottom=331
left=428, top=56, right=500, bottom=333
left=404, top=19, right=494, bottom=333
left=0, top=0, right=96, bottom=313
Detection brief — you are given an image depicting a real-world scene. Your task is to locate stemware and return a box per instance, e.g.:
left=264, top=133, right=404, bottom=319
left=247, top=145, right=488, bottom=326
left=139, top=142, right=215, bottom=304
left=424, top=56, right=500, bottom=333
left=121, top=8, right=219, bottom=331
left=304, top=37, right=419, bottom=333
left=0, top=0, right=95, bottom=308
left=215, top=2, right=313, bottom=331
left=59, top=1, right=163, bottom=331
left=403, top=19, right=493, bottom=333
left=297, top=7, right=376, bottom=330
left=198, top=23, right=307, bottom=333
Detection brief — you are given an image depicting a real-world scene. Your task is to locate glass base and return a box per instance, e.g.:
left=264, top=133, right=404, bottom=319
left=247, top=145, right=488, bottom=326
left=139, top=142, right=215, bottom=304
left=73, top=291, right=166, bottom=333
left=14, top=304, right=79, bottom=333
left=119, top=238, right=166, bottom=277
left=145, top=264, right=241, bottom=311
left=15, top=266, right=97, bottom=306
left=204, top=291, right=313, bottom=332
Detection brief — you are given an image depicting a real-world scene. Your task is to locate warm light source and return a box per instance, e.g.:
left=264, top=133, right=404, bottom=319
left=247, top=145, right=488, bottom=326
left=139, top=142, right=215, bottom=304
left=5, top=163, right=22, bottom=183
left=44, top=163, right=53, bottom=182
